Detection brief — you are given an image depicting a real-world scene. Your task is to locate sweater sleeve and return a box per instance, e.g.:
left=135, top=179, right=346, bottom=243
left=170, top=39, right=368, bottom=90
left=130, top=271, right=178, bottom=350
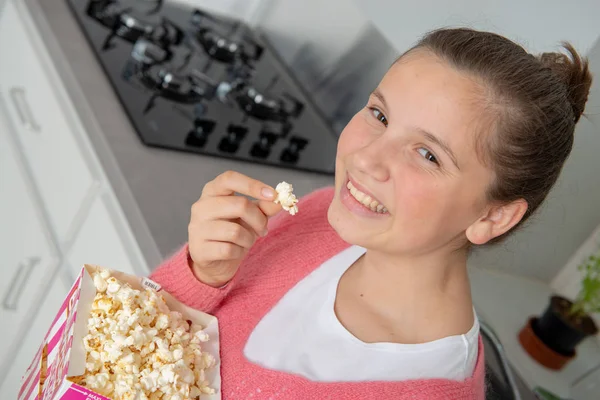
left=149, top=186, right=335, bottom=314
left=149, top=244, right=233, bottom=314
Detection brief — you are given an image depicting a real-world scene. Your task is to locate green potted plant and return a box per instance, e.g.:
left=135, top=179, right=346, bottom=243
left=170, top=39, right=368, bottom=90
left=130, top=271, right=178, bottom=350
left=519, top=252, right=600, bottom=370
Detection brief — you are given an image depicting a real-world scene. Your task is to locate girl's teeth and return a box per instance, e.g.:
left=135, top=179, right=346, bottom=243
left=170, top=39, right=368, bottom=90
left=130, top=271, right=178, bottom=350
left=346, top=180, right=387, bottom=213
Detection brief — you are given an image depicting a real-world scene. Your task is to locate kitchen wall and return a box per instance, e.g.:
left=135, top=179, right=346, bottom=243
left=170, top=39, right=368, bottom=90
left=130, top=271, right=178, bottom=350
left=353, top=0, right=600, bottom=55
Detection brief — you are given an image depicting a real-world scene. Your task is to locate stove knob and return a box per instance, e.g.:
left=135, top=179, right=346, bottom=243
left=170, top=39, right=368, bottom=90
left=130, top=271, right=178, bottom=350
left=250, top=132, right=277, bottom=159
left=218, top=125, right=248, bottom=153
left=185, top=119, right=216, bottom=148
left=280, top=136, right=308, bottom=164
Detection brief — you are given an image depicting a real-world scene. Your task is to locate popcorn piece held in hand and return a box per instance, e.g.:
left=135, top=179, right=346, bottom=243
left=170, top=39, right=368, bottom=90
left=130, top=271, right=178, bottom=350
left=80, top=269, right=216, bottom=399
left=274, top=181, right=299, bottom=215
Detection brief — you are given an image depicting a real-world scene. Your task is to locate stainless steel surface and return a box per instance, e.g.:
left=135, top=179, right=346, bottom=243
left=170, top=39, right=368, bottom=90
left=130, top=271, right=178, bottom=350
left=24, top=0, right=333, bottom=268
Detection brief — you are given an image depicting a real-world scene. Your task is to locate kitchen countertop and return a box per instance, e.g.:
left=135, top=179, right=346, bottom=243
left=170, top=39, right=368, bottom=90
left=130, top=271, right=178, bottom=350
left=24, top=0, right=334, bottom=269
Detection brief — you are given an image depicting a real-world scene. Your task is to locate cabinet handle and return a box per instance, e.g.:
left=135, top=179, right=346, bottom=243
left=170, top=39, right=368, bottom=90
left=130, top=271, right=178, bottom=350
left=9, top=87, right=40, bottom=132
left=2, top=257, right=39, bottom=310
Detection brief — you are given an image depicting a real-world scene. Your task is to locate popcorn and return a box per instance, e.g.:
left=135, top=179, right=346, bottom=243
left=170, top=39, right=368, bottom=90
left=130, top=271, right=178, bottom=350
left=77, top=269, right=215, bottom=400
left=274, top=181, right=299, bottom=215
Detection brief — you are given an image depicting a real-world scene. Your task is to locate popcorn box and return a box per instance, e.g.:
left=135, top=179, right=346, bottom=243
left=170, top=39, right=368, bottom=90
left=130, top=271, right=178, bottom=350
left=18, top=265, right=221, bottom=400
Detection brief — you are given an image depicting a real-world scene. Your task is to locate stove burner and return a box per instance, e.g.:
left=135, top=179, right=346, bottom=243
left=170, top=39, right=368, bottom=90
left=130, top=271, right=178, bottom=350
left=88, top=0, right=184, bottom=50
left=131, top=38, right=169, bottom=64
left=115, top=13, right=153, bottom=43
left=191, top=9, right=264, bottom=66
left=235, top=88, right=304, bottom=124
left=196, top=29, right=239, bottom=63
left=149, top=18, right=185, bottom=48
left=140, top=69, right=208, bottom=113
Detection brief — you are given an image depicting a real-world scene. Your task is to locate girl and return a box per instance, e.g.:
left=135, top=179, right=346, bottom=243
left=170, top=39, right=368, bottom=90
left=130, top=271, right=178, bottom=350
left=151, top=28, right=592, bottom=399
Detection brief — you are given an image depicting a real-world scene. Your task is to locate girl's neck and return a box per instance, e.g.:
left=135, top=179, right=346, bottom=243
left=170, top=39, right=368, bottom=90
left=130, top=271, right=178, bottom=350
left=343, top=246, right=475, bottom=342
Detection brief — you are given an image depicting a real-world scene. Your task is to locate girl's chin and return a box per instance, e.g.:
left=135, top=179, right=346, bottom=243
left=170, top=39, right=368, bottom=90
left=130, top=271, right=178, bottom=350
left=327, top=200, right=376, bottom=246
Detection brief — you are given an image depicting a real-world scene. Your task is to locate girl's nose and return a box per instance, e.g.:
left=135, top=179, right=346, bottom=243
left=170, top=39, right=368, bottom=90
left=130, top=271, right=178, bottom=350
left=352, top=140, right=391, bottom=182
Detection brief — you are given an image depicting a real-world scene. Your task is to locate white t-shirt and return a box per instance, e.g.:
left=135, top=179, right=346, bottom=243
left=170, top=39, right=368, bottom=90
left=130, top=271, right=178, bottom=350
left=244, top=245, right=479, bottom=382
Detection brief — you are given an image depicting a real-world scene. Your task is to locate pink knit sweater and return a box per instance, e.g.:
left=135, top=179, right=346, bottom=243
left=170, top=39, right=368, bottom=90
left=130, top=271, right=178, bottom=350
left=151, top=187, right=486, bottom=399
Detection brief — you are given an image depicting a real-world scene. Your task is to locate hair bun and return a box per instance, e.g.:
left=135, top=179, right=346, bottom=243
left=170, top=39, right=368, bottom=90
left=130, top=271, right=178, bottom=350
left=539, top=43, right=593, bottom=123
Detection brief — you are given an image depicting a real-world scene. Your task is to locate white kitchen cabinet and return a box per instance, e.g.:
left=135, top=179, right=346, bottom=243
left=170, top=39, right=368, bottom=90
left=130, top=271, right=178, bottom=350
left=0, top=272, right=72, bottom=400
left=65, top=195, right=139, bottom=279
left=0, top=0, right=97, bottom=240
left=0, top=105, right=60, bottom=379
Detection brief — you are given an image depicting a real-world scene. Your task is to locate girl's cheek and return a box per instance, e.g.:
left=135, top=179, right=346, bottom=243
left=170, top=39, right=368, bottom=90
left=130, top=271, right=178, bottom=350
left=338, top=119, right=374, bottom=155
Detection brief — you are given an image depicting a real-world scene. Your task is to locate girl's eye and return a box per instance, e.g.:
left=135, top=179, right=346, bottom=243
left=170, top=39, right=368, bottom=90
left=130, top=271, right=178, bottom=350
left=370, top=107, right=388, bottom=127
left=417, top=148, right=439, bottom=165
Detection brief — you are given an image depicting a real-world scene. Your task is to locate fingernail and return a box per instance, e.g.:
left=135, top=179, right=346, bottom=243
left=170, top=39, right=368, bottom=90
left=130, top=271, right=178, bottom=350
left=262, top=187, right=275, bottom=199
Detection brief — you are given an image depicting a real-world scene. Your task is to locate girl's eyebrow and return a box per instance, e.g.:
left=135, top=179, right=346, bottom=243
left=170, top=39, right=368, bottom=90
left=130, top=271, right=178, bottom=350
left=370, top=88, right=388, bottom=110
left=415, top=127, right=460, bottom=170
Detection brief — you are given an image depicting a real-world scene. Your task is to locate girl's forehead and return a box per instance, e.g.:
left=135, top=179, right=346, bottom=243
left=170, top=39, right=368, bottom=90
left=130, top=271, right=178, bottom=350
left=376, top=52, right=493, bottom=167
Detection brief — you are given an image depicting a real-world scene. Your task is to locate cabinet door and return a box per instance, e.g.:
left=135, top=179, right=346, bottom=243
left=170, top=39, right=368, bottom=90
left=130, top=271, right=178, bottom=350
left=0, top=105, right=60, bottom=376
left=0, top=0, right=96, bottom=240
left=66, top=196, right=139, bottom=279
left=0, top=272, right=72, bottom=400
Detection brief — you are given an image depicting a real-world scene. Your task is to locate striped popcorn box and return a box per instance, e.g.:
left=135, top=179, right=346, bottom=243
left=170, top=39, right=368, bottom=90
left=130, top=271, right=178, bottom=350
left=18, top=265, right=221, bottom=400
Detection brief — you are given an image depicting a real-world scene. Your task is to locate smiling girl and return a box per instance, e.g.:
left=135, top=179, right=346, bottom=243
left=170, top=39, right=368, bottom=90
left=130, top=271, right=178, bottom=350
left=151, top=28, right=592, bottom=399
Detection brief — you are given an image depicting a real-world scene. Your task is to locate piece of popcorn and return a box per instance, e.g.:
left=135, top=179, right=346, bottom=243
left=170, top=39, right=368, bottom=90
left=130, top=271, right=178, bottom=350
left=85, top=372, right=113, bottom=396
left=155, top=313, right=170, bottom=330
left=189, top=385, right=202, bottom=398
left=106, top=276, right=122, bottom=294
left=197, top=352, right=214, bottom=369
left=193, top=329, right=210, bottom=343
left=274, top=181, right=299, bottom=215
left=93, top=274, right=108, bottom=293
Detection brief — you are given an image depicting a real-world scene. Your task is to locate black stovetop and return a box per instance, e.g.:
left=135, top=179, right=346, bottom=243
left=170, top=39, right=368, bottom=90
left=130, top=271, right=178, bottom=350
left=67, top=0, right=338, bottom=174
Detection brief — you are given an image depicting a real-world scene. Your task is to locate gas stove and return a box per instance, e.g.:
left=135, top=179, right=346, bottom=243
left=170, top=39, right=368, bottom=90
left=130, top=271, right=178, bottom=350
left=67, top=0, right=338, bottom=174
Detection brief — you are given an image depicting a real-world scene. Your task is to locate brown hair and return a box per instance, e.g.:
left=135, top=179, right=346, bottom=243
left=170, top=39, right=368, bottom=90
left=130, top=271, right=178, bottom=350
left=408, top=28, right=593, bottom=240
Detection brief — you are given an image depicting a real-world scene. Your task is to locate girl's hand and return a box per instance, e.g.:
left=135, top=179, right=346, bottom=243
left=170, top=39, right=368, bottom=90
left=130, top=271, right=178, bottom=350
left=188, top=171, right=281, bottom=287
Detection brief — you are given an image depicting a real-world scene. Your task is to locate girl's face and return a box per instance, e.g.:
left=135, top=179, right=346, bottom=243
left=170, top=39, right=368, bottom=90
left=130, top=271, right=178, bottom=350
left=328, top=50, right=495, bottom=255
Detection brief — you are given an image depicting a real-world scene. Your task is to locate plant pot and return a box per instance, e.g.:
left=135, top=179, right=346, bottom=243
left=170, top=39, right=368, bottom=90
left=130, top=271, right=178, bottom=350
left=538, top=296, right=598, bottom=353
left=519, top=317, right=575, bottom=370
left=519, top=295, right=599, bottom=370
